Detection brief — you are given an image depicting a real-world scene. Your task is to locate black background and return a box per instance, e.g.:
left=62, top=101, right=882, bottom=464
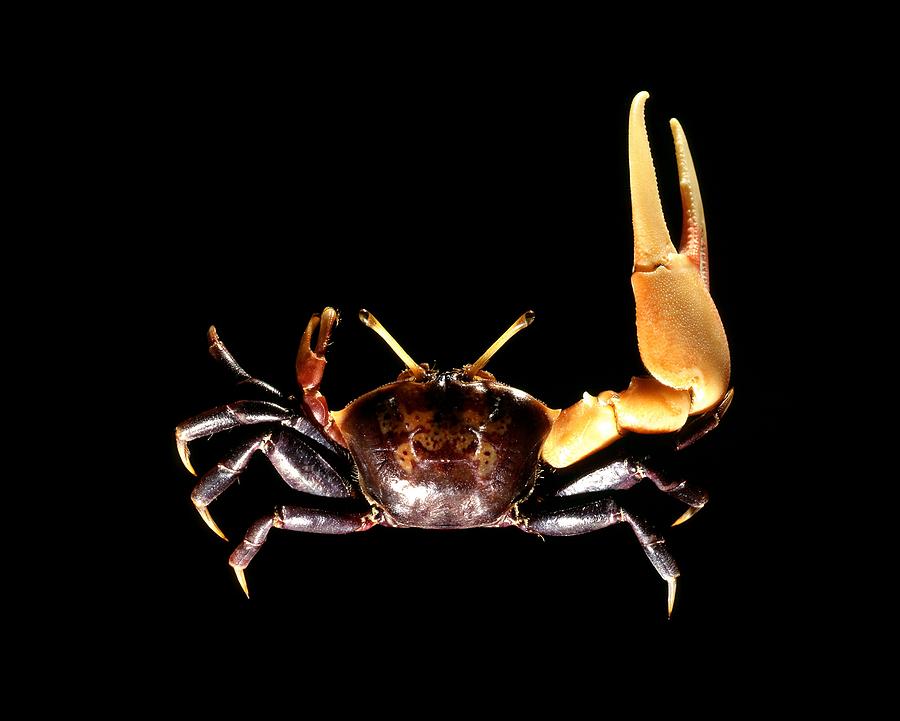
left=127, top=55, right=810, bottom=658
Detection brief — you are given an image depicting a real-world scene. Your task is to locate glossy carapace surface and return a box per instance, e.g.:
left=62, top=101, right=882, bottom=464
left=335, top=373, right=554, bottom=528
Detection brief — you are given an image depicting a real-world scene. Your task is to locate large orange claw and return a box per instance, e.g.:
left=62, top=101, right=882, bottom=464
left=629, top=91, right=730, bottom=414
left=542, top=92, right=730, bottom=469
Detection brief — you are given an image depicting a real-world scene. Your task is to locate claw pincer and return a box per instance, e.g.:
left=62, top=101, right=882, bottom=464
left=542, top=91, right=731, bottom=469
left=629, top=91, right=730, bottom=414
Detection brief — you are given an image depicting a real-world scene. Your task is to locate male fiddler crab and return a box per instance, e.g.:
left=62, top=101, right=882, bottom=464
left=176, top=92, right=732, bottom=616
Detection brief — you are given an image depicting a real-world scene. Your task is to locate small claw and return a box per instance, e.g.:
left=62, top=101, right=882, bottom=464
left=672, top=504, right=704, bottom=527
left=667, top=577, right=677, bottom=619
left=176, top=434, right=197, bottom=476
left=297, top=307, right=338, bottom=391
left=233, top=566, right=250, bottom=598
left=195, top=503, right=228, bottom=541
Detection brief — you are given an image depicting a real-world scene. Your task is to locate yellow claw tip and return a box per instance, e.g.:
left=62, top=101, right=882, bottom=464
left=630, top=92, right=649, bottom=121
left=177, top=438, right=197, bottom=476
left=233, top=566, right=250, bottom=598
left=667, top=578, right=677, bottom=619
left=195, top=504, right=228, bottom=541
left=672, top=505, right=704, bottom=527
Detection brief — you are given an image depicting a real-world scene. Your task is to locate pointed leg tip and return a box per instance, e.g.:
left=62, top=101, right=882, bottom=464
left=176, top=438, right=197, bottom=476
left=195, top=504, right=228, bottom=541
left=672, top=504, right=705, bottom=527
left=233, top=566, right=250, bottom=598
left=667, top=578, right=677, bottom=619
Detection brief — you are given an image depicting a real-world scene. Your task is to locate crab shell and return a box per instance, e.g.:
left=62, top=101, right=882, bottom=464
left=333, top=376, right=554, bottom=528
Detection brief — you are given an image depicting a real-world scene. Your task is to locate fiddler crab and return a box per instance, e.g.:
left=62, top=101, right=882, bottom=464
left=176, top=92, right=732, bottom=616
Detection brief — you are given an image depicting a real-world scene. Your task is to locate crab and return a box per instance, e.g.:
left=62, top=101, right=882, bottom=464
left=175, top=91, right=732, bottom=616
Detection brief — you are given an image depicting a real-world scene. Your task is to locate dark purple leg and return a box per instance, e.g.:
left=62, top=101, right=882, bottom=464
left=190, top=427, right=355, bottom=540
left=207, top=325, right=285, bottom=399
left=553, top=457, right=708, bottom=526
left=520, top=497, right=679, bottom=617
left=228, top=505, right=379, bottom=597
left=175, top=400, right=343, bottom=476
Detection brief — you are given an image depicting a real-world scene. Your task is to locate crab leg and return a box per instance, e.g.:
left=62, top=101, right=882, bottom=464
left=175, top=400, right=341, bottom=476
left=520, top=497, right=679, bottom=617
left=229, top=506, right=379, bottom=597
left=553, top=456, right=708, bottom=526
left=207, top=325, right=285, bottom=399
left=189, top=426, right=355, bottom=540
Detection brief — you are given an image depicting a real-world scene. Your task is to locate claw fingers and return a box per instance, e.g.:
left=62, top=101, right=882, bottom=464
left=629, top=91, right=677, bottom=271
left=671, top=117, right=709, bottom=289
left=194, top=503, right=228, bottom=541
left=316, top=307, right=339, bottom=355
left=297, top=307, right=338, bottom=391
